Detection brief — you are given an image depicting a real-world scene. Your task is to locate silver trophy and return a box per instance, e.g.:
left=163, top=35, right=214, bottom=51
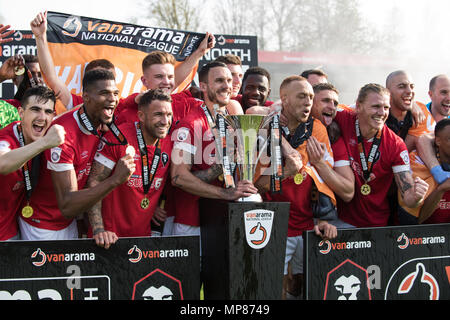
left=225, top=114, right=277, bottom=202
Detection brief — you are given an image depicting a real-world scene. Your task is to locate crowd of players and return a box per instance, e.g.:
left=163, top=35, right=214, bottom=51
left=1, top=11, right=450, bottom=299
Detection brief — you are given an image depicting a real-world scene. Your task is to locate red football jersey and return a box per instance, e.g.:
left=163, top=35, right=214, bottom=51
left=114, top=92, right=202, bottom=126
left=0, top=122, right=24, bottom=239
left=21, top=107, right=101, bottom=230
left=170, top=106, right=223, bottom=226
left=334, top=109, right=410, bottom=227
left=92, top=121, right=173, bottom=237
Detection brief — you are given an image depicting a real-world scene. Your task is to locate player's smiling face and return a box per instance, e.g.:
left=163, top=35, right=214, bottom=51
left=356, top=92, right=390, bottom=138
left=201, top=66, right=233, bottom=108
left=19, top=95, right=55, bottom=144
left=141, top=63, right=175, bottom=94
left=83, top=79, right=119, bottom=127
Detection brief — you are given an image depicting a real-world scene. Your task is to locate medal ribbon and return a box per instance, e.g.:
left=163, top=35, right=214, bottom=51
left=135, top=122, right=161, bottom=196
left=17, top=123, right=40, bottom=203
left=78, top=105, right=128, bottom=146
left=355, top=119, right=382, bottom=183
left=270, top=114, right=283, bottom=193
left=200, top=104, right=235, bottom=188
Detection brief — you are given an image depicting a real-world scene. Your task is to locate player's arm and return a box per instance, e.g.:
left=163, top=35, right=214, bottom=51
left=85, top=159, right=118, bottom=249
left=404, top=134, right=418, bottom=152
left=418, top=178, right=450, bottom=223
left=416, top=132, right=450, bottom=185
left=174, top=32, right=215, bottom=89
left=30, top=11, right=72, bottom=107
left=170, top=147, right=257, bottom=200
left=394, top=170, right=429, bottom=208
left=0, top=124, right=65, bottom=175
left=51, top=154, right=135, bottom=219
left=307, top=136, right=354, bottom=202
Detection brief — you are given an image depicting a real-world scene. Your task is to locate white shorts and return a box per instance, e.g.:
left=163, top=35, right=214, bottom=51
left=19, top=218, right=78, bottom=241
left=284, top=235, right=304, bottom=275
left=173, top=223, right=200, bottom=237
left=173, top=223, right=201, bottom=255
left=162, top=216, right=175, bottom=236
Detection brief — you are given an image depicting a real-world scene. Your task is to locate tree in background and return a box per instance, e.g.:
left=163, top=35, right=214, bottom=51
left=143, top=0, right=200, bottom=31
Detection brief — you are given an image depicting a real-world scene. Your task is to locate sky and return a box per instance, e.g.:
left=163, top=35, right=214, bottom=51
left=1, top=0, right=449, bottom=103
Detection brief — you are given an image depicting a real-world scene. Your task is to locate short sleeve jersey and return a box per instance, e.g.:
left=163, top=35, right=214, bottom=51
left=93, top=122, right=173, bottom=237
left=170, top=105, right=221, bottom=226
left=334, top=109, right=411, bottom=227
left=115, top=92, right=202, bottom=126
left=0, top=122, right=24, bottom=239
left=20, top=107, right=101, bottom=231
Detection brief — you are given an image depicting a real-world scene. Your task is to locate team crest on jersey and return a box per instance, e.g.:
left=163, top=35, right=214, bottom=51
left=51, top=147, right=62, bottom=163
left=400, top=150, right=410, bottom=165
left=0, top=140, right=11, bottom=152
left=161, top=152, right=169, bottom=167
left=176, top=127, right=189, bottom=142
left=97, top=140, right=105, bottom=152
left=243, top=209, right=274, bottom=250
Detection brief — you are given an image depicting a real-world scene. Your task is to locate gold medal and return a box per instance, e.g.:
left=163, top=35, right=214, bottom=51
left=15, top=67, right=25, bottom=76
left=218, top=174, right=224, bottom=182
left=22, top=205, right=33, bottom=218
left=294, top=173, right=304, bottom=185
left=140, top=197, right=150, bottom=210
left=361, top=183, right=371, bottom=196
left=125, top=145, right=135, bottom=157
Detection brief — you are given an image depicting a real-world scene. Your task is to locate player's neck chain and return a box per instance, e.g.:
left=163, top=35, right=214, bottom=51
left=78, top=105, right=128, bottom=146
left=355, top=119, right=383, bottom=196
left=17, top=123, right=40, bottom=218
left=135, top=122, right=161, bottom=210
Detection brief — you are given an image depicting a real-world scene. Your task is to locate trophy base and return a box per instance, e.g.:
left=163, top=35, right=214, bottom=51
left=237, top=193, right=263, bottom=203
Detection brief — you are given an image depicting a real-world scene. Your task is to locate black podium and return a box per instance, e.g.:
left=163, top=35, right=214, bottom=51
left=199, top=199, right=290, bottom=300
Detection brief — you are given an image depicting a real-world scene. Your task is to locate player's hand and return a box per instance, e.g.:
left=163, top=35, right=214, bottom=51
left=413, top=176, right=429, bottom=203
left=43, top=124, right=66, bottom=149
left=0, top=54, right=25, bottom=82
left=93, top=229, right=118, bottom=249
left=306, top=136, right=326, bottom=166
left=411, top=101, right=425, bottom=128
left=221, top=179, right=258, bottom=201
left=152, top=206, right=167, bottom=226
left=0, top=24, right=14, bottom=44
left=314, top=220, right=337, bottom=240
left=283, top=148, right=302, bottom=177
left=112, top=154, right=136, bottom=186
left=30, top=11, right=47, bottom=39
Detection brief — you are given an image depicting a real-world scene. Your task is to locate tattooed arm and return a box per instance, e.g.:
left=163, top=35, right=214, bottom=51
left=192, top=163, right=223, bottom=183
left=394, top=170, right=429, bottom=208
left=84, top=159, right=122, bottom=249
left=52, top=154, right=135, bottom=219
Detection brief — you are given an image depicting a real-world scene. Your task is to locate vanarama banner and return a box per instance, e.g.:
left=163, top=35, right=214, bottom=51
left=304, top=223, right=450, bottom=300
left=46, top=11, right=207, bottom=98
left=0, top=236, right=199, bottom=300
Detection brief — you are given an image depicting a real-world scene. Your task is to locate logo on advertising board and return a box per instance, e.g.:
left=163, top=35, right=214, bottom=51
left=31, top=248, right=95, bottom=267
left=384, top=257, right=450, bottom=300
left=396, top=232, right=446, bottom=250
left=318, top=239, right=372, bottom=255
left=127, top=245, right=189, bottom=263
left=323, top=259, right=372, bottom=300
left=131, top=269, right=183, bottom=300
left=243, top=209, right=274, bottom=249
